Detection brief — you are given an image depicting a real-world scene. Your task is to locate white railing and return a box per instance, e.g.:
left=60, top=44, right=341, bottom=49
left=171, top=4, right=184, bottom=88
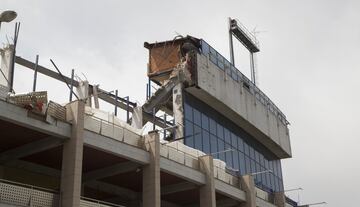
left=80, top=197, right=125, bottom=207
left=0, top=179, right=60, bottom=207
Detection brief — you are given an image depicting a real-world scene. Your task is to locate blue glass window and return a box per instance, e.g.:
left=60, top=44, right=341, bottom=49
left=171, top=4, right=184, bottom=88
left=184, top=103, right=193, bottom=122
left=194, top=125, right=202, bottom=150
left=210, top=134, right=217, bottom=155
left=244, top=142, right=250, bottom=156
left=231, top=133, right=237, bottom=148
left=201, top=40, right=209, bottom=55
left=201, top=114, right=209, bottom=131
left=185, top=120, right=194, bottom=147
left=239, top=152, right=246, bottom=175
left=202, top=130, right=210, bottom=154
left=183, top=92, right=283, bottom=193
left=217, top=123, right=224, bottom=139
left=209, top=118, right=216, bottom=135
left=193, top=109, right=201, bottom=126
left=217, top=54, right=224, bottom=70
left=224, top=128, right=231, bottom=144
left=225, top=143, right=233, bottom=168
left=245, top=156, right=251, bottom=174
left=217, top=139, right=225, bottom=161
left=233, top=150, right=239, bottom=170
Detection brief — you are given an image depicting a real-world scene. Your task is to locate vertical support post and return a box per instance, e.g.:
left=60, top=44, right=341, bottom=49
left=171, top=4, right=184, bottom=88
left=93, top=85, right=99, bottom=109
left=61, top=100, right=85, bottom=207
left=172, top=83, right=184, bottom=141
left=163, top=114, right=167, bottom=139
left=250, top=52, right=256, bottom=85
left=274, top=191, right=286, bottom=207
left=126, top=96, right=130, bottom=124
left=239, top=175, right=256, bottom=207
left=69, top=69, right=74, bottom=102
left=114, top=90, right=118, bottom=116
left=142, top=131, right=160, bottom=207
left=32, top=55, right=39, bottom=92
left=199, top=155, right=216, bottom=207
left=146, top=84, right=149, bottom=100
left=228, top=17, right=235, bottom=66
left=148, top=78, right=151, bottom=98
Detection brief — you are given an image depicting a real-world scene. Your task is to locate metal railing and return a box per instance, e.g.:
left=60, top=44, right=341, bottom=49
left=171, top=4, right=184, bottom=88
left=0, top=178, right=60, bottom=207
left=80, top=196, right=125, bottom=207
left=200, top=40, right=289, bottom=125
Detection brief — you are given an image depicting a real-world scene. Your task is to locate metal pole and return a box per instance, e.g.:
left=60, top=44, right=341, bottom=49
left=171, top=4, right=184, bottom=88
left=114, top=90, right=118, bottom=116
left=32, top=55, right=39, bottom=92
left=250, top=52, right=256, bottom=85
left=228, top=18, right=235, bottom=66
left=146, top=83, right=149, bottom=100
left=163, top=114, right=167, bottom=139
left=69, top=69, right=74, bottom=102
left=126, top=96, right=129, bottom=123
left=148, top=78, right=151, bottom=98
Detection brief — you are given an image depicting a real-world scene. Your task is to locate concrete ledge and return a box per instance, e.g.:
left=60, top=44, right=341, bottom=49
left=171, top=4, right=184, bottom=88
left=84, top=130, right=149, bottom=164
left=0, top=100, right=71, bottom=139
left=256, top=197, right=277, bottom=207
left=215, top=179, right=246, bottom=202
left=160, top=157, right=205, bottom=185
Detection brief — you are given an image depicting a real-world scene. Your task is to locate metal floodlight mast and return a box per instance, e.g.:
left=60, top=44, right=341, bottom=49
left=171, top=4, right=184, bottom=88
left=0, top=10, right=17, bottom=35
left=0, top=10, right=17, bottom=22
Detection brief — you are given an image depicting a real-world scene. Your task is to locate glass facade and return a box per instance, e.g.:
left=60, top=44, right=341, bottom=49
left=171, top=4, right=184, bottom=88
left=184, top=93, right=284, bottom=193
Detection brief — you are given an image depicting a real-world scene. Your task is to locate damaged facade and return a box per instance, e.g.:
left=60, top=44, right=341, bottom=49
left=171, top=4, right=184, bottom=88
left=0, top=24, right=297, bottom=207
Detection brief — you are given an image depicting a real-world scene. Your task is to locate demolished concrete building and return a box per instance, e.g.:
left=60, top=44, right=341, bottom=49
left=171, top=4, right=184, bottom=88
left=0, top=20, right=297, bottom=207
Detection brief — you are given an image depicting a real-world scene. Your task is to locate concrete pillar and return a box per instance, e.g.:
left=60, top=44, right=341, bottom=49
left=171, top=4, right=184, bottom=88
left=274, top=191, right=286, bottom=207
left=239, top=175, right=256, bottom=207
left=199, top=155, right=216, bottom=207
left=60, top=101, right=85, bottom=207
left=0, top=45, right=15, bottom=91
left=142, top=131, right=160, bottom=207
left=172, top=83, right=184, bottom=141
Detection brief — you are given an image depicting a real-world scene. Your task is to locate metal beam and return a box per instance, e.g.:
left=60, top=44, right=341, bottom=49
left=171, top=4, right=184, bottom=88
left=15, top=56, right=173, bottom=129
left=83, top=161, right=140, bottom=182
left=0, top=136, right=64, bottom=163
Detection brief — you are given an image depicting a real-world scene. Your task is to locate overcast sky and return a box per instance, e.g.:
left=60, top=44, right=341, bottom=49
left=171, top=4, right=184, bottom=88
left=1, top=0, right=360, bottom=206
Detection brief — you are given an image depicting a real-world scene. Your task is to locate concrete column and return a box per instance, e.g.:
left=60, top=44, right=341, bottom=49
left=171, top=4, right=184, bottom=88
left=60, top=101, right=85, bottom=207
left=239, top=175, right=256, bottom=207
left=0, top=45, right=15, bottom=91
left=142, top=131, right=160, bottom=207
left=274, top=192, right=286, bottom=207
left=172, top=83, right=184, bottom=141
left=199, top=155, right=216, bottom=207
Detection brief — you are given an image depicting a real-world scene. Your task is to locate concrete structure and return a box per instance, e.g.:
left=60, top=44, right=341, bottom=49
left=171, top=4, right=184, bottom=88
left=0, top=23, right=298, bottom=207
